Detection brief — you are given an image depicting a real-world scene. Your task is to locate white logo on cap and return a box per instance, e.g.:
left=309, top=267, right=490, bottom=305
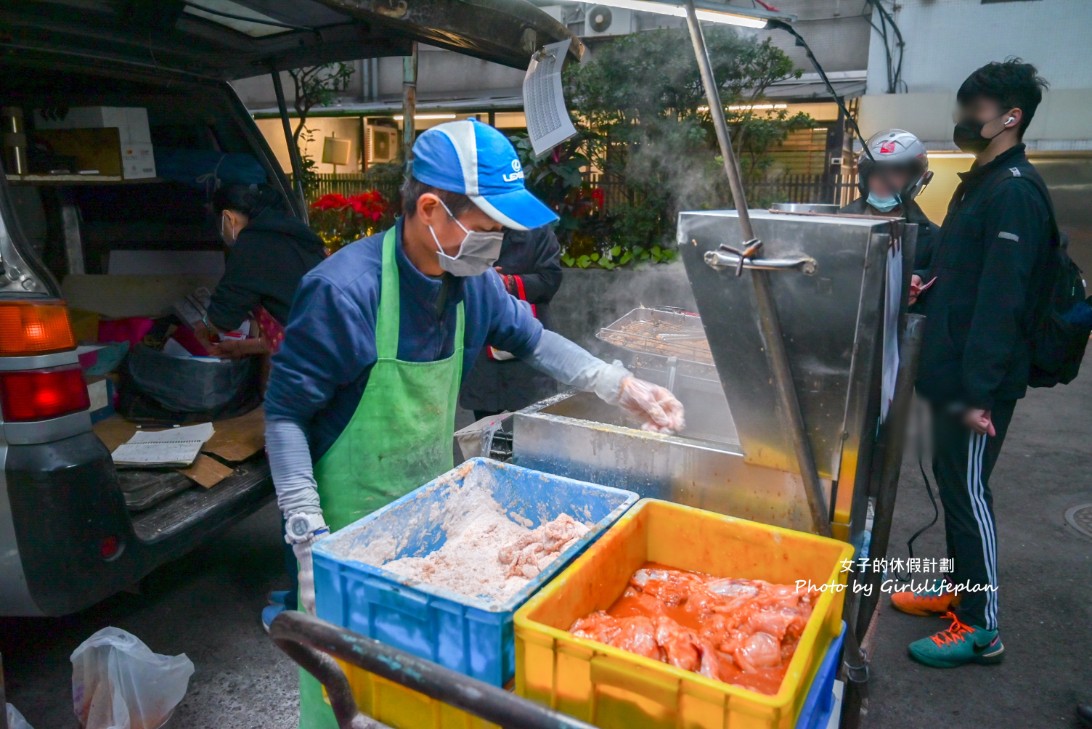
left=502, top=158, right=524, bottom=183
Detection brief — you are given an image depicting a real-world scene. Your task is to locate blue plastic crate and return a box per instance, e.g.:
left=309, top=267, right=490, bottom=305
left=796, top=621, right=846, bottom=729
left=312, top=457, right=639, bottom=687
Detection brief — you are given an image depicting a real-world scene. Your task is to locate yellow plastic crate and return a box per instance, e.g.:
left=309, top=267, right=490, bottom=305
left=514, top=499, right=855, bottom=729
left=334, top=659, right=499, bottom=729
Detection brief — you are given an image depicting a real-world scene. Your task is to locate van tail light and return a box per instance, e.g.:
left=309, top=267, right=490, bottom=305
left=0, top=367, right=90, bottom=421
left=0, top=301, right=77, bottom=356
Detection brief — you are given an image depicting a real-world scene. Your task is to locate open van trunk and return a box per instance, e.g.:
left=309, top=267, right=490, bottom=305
left=0, top=0, right=578, bottom=617
left=5, top=62, right=275, bottom=502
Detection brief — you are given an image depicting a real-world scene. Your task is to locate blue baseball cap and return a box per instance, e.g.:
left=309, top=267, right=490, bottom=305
left=410, top=120, right=558, bottom=231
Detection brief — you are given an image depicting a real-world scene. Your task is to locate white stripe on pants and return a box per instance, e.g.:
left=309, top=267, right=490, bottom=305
left=966, top=432, right=999, bottom=629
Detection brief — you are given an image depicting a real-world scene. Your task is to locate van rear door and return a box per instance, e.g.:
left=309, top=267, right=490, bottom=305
left=0, top=0, right=582, bottom=80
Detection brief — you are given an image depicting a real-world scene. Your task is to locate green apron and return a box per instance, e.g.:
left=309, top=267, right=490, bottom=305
left=299, top=226, right=465, bottom=729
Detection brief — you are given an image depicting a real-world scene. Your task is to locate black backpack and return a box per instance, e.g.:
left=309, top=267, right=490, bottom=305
left=981, top=164, right=1089, bottom=388
left=1028, top=231, right=1090, bottom=388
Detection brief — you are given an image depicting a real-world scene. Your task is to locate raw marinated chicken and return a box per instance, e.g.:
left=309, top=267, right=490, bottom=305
left=374, top=483, right=590, bottom=605
left=499, top=513, right=588, bottom=579
left=568, top=564, right=815, bottom=695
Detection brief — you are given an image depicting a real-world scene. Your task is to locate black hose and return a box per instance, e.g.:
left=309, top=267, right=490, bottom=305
left=893, top=399, right=940, bottom=582
left=869, top=0, right=906, bottom=92
left=768, top=20, right=876, bottom=166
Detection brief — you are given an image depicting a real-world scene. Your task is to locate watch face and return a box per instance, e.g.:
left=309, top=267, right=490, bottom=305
left=289, top=518, right=308, bottom=537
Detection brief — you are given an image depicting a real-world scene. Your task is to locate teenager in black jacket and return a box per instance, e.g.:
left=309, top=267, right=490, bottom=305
left=891, top=60, right=1054, bottom=669
left=459, top=225, right=563, bottom=419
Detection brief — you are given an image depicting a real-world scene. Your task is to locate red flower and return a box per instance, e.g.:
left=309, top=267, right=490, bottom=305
left=346, top=190, right=388, bottom=221
left=311, top=193, right=350, bottom=211
left=590, top=188, right=605, bottom=211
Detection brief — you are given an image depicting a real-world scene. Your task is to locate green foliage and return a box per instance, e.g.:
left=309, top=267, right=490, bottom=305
left=288, top=62, right=355, bottom=191
left=360, top=161, right=405, bottom=207
left=567, top=26, right=809, bottom=208
left=510, top=134, right=593, bottom=242
left=530, top=26, right=811, bottom=269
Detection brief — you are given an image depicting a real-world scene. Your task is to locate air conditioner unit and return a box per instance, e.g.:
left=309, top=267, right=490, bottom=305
left=583, top=5, right=633, bottom=37
left=540, top=4, right=565, bottom=23
left=367, top=125, right=399, bottom=164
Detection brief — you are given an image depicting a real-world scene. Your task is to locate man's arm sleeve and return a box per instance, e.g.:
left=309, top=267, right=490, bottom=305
left=962, top=180, right=1050, bottom=410
left=266, top=416, right=321, bottom=515
left=523, top=330, right=630, bottom=403
left=264, top=275, right=376, bottom=514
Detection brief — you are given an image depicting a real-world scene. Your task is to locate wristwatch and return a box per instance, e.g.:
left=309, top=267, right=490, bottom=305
left=284, top=512, right=329, bottom=545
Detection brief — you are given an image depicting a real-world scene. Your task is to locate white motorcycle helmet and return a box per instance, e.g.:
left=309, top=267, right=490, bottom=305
left=857, top=129, right=933, bottom=202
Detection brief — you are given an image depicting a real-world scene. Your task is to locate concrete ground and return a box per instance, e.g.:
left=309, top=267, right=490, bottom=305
left=0, top=499, right=298, bottom=729
left=1, top=380, right=1090, bottom=728
left=863, top=376, right=1092, bottom=728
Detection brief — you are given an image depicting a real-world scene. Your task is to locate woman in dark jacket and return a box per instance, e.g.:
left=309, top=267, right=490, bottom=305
left=460, top=225, right=563, bottom=419
left=202, top=184, right=326, bottom=630
left=201, top=183, right=326, bottom=353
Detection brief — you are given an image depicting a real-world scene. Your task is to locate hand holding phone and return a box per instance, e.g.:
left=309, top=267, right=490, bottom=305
left=909, top=275, right=937, bottom=304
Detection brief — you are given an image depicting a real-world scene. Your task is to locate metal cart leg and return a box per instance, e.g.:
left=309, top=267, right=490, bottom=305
left=270, top=611, right=597, bottom=729
left=840, top=314, right=926, bottom=728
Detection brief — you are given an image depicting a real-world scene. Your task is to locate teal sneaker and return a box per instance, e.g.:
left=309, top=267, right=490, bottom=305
left=908, top=612, right=1004, bottom=668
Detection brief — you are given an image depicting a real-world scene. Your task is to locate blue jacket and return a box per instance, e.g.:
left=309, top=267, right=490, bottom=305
left=264, top=220, right=544, bottom=460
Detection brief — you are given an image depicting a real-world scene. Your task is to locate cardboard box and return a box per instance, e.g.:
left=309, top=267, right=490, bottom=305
left=121, top=142, right=156, bottom=179
left=33, top=107, right=155, bottom=179
left=34, top=106, right=151, bottom=144
left=30, top=131, right=156, bottom=180
left=31, top=128, right=122, bottom=176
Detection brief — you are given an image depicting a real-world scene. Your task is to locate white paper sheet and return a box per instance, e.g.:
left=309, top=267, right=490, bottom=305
left=112, top=423, right=214, bottom=467
left=522, top=39, right=578, bottom=157
left=129, top=423, right=214, bottom=444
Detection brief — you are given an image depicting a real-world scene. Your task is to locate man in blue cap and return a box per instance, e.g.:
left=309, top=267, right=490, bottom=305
left=264, top=119, right=684, bottom=728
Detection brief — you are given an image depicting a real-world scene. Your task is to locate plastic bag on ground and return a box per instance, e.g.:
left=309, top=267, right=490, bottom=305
left=70, top=627, right=195, bottom=729
left=6, top=703, right=34, bottom=729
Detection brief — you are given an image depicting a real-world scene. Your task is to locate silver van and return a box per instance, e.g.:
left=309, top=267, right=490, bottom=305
left=0, top=0, right=574, bottom=616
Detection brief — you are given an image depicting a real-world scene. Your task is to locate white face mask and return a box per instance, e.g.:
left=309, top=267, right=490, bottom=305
left=427, top=199, right=504, bottom=277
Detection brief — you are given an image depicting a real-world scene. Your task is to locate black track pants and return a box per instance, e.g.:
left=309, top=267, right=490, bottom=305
left=931, top=400, right=1016, bottom=631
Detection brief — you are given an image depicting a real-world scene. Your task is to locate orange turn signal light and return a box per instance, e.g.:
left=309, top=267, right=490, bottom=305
left=0, top=301, right=77, bottom=355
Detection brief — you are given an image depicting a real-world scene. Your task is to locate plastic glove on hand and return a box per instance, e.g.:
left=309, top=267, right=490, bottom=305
left=617, top=376, right=685, bottom=434
left=293, top=538, right=322, bottom=616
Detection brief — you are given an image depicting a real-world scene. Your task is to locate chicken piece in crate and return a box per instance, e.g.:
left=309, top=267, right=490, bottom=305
left=514, top=499, right=854, bottom=729
left=311, top=458, right=639, bottom=687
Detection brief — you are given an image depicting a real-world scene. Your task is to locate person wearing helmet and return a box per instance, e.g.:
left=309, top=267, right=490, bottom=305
left=263, top=119, right=685, bottom=729
left=841, top=129, right=938, bottom=277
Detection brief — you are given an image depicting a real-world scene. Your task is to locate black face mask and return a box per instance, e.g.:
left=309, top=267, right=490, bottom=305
left=952, top=112, right=1008, bottom=154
